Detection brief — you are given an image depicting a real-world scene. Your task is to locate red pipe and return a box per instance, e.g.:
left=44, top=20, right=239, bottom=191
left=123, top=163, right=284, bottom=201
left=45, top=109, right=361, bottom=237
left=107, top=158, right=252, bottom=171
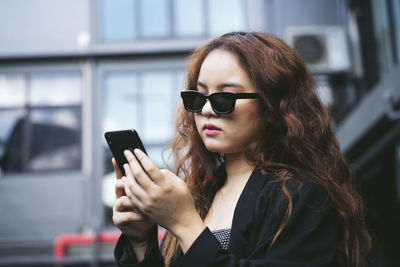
left=54, top=229, right=166, bottom=259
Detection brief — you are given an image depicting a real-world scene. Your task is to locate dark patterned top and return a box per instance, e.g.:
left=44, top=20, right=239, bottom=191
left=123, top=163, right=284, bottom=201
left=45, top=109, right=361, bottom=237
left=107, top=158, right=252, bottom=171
left=211, top=228, right=231, bottom=250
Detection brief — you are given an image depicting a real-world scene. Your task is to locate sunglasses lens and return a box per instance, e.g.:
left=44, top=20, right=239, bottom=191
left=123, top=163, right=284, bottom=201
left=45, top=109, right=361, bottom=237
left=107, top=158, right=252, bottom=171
left=211, top=93, right=233, bottom=113
left=181, top=91, right=239, bottom=114
left=182, top=91, right=205, bottom=112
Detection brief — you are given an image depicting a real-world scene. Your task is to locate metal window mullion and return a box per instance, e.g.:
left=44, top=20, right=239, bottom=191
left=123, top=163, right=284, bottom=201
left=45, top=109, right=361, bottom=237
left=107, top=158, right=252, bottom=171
left=172, top=70, right=179, bottom=132
left=136, top=0, right=142, bottom=39
left=137, top=72, right=144, bottom=133
left=0, top=106, right=25, bottom=112
left=169, top=0, right=175, bottom=38
left=25, top=104, right=81, bottom=110
left=22, top=73, right=32, bottom=172
left=90, top=0, right=100, bottom=44
left=243, top=0, right=249, bottom=30
left=203, top=0, right=210, bottom=38
left=386, top=0, right=399, bottom=64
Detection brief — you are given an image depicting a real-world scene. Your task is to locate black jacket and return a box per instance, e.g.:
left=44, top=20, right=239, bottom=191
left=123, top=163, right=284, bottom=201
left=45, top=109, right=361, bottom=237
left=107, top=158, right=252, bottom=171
left=115, top=169, right=338, bottom=266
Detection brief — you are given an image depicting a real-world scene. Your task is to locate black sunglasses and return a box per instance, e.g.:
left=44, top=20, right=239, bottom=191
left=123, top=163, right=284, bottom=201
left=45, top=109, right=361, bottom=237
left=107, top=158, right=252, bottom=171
left=181, top=90, right=259, bottom=114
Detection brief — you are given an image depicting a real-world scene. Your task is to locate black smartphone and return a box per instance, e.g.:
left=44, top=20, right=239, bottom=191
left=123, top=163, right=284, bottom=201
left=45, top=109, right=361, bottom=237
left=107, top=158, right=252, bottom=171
left=104, top=129, right=147, bottom=176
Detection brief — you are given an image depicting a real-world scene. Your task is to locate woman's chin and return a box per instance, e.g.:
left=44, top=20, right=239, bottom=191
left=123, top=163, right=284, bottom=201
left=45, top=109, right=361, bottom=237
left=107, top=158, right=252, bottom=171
left=203, top=142, right=234, bottom=154
left=204, top=143, right=225, bottom=154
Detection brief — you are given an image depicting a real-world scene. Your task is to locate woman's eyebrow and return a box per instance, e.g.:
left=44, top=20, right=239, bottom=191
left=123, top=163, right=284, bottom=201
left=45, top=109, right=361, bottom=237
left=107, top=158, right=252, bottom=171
left=217, top=83, right=245, bottom=91
left=196, top=81, right=207, bottom=89
left=196, top=81, right=244, bottom=91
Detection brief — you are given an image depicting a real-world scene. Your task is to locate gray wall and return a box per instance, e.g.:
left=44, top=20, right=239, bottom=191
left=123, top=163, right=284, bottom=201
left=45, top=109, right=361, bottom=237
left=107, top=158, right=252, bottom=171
left=0, top=174, right=86, bottom=241
left=0, top=0, right=90, bottom=57
left=264, top=0, right=347, bottom=38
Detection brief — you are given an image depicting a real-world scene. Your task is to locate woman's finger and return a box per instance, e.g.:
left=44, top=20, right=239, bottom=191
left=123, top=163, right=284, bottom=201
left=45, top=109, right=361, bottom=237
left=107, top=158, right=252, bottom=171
left=112, top=158, right=123, bottom=179
left=124, top=150, right=155, bottom=191
left=115, top=178, right=125, bottom=198
left=114, top=195, right=129, bottom=212
left=114, top=195, right=143, bottom=213
left=132, top=149, right=164, bottom=184
left=114, top=194, right=144, bottom=215
left=123, top=166, right=150, bottom=202
left=113, top=210, right=147, bottom=225
left=123, top=177, right=146, bottom=212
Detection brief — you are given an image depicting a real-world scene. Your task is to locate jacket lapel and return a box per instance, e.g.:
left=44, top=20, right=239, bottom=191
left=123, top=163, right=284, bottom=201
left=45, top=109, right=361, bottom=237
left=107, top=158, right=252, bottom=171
left=229, top=169, right=268, bottom=258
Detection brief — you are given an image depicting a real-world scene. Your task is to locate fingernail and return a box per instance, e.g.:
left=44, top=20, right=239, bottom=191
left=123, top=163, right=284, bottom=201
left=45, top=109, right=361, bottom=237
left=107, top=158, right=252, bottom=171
left=124, top=150, right=131, bottom=158
left=134, top=148, right=142, bottom=156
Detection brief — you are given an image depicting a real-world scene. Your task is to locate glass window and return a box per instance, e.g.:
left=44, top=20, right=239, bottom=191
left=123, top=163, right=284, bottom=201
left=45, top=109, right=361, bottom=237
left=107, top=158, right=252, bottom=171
left=145, top=146, right=166, bottom=169
left=142, top=71, right=174, bottom=143
left=102, top=72, right=140, bottom=132
left=101, top=69, right=182, bottom=170
left=140, top=0, right=170, bottom=38
left=174, top=70, right=186, bottom=111
left=174, top=0, right=205, bottom=37
left=30, top=73, right=81, bottom=106
left=0, top=110, right=25, bottom=168
left=176, top=70, right=186, bottom=91
left=98, top=0, right=247, bottom=41
left=100, top=0, right=137, bottom=42
left=208, top=0, right=246, bottom=36
left=0, top=74, right=26, bottom=107
left=29, top=108, right=81, bottom=171
left=0, top=72, right=82, bottom=174
left=101, top=68, right=183, bottom=226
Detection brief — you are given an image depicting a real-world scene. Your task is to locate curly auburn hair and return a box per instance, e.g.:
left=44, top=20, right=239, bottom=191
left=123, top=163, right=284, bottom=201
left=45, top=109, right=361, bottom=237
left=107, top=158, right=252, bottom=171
left=161, top=32, right=371, bottom=267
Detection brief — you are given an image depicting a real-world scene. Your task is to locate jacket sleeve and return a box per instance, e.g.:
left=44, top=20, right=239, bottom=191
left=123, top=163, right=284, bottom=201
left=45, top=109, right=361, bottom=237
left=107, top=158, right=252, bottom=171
left=114, top=226, right=165, bottom=267
left=176, top=182, right=338, bottom=267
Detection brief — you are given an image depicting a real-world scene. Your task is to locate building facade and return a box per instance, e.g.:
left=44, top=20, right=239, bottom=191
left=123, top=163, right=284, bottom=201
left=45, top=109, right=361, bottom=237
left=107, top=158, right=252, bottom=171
left=0, top=0, right=399, bottom=266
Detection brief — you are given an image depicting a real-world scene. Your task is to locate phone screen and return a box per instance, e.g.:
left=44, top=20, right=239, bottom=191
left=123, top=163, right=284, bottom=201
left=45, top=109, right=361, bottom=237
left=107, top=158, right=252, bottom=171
left=104, top=129, right=147, bottom=176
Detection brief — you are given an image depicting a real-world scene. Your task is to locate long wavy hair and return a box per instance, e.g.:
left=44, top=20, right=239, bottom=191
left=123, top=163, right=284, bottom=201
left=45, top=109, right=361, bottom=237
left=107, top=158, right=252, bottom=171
left=161, top=32, right=371, bottom=266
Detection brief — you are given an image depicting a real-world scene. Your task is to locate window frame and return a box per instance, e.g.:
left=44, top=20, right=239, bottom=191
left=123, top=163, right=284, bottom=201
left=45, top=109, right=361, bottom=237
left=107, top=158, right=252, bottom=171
left=96, top=0, right=249, bottom=43
left=96, top=57, right=186, bottom=226
left=97, top=57, right=185, bottom=168
left=0, top=62, right=85, bottom=177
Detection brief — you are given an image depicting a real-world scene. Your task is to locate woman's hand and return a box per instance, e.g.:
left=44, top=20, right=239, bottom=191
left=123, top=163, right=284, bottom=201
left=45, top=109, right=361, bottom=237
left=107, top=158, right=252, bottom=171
left=122, top=149, right=206, bottom=253
left=111, top=158, right=155, bottom=260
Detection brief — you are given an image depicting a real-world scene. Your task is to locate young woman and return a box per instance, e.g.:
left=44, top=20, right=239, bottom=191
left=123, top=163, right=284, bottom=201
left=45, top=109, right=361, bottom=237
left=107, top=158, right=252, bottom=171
left=112, top=32, right=371, bottom=267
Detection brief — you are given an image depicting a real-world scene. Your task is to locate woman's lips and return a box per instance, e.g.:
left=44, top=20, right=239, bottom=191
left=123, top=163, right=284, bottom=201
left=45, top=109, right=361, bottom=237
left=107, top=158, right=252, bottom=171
left=204, top=123, right=221, bottom=135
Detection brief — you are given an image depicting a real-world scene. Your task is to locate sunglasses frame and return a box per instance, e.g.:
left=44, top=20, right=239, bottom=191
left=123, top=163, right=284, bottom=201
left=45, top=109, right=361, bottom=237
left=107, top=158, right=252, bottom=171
left=181, top=90, right=259, bottom=114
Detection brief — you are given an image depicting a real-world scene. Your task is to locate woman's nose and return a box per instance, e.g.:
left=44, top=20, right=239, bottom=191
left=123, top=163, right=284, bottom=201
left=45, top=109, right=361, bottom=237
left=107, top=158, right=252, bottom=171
left=201, top=99, right=217, bottom=116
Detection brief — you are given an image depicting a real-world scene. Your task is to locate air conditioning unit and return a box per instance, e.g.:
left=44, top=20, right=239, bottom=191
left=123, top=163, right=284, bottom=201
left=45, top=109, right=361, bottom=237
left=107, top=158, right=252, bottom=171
left=284, top=26, right=351, bottom=73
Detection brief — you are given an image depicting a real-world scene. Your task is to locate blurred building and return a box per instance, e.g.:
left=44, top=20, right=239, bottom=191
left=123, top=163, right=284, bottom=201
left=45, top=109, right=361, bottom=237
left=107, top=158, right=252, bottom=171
left=0, top=0, right=399, bottom=266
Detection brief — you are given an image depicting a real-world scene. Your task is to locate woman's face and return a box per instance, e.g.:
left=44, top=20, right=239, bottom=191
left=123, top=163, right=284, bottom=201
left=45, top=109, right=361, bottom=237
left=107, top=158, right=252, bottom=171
left=194, top=49, right=261, bottom=155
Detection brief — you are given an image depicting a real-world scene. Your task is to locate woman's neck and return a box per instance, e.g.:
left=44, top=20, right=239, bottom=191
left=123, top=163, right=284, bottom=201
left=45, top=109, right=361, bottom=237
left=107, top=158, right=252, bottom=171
left=224, top=153, right=255, bottom=186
